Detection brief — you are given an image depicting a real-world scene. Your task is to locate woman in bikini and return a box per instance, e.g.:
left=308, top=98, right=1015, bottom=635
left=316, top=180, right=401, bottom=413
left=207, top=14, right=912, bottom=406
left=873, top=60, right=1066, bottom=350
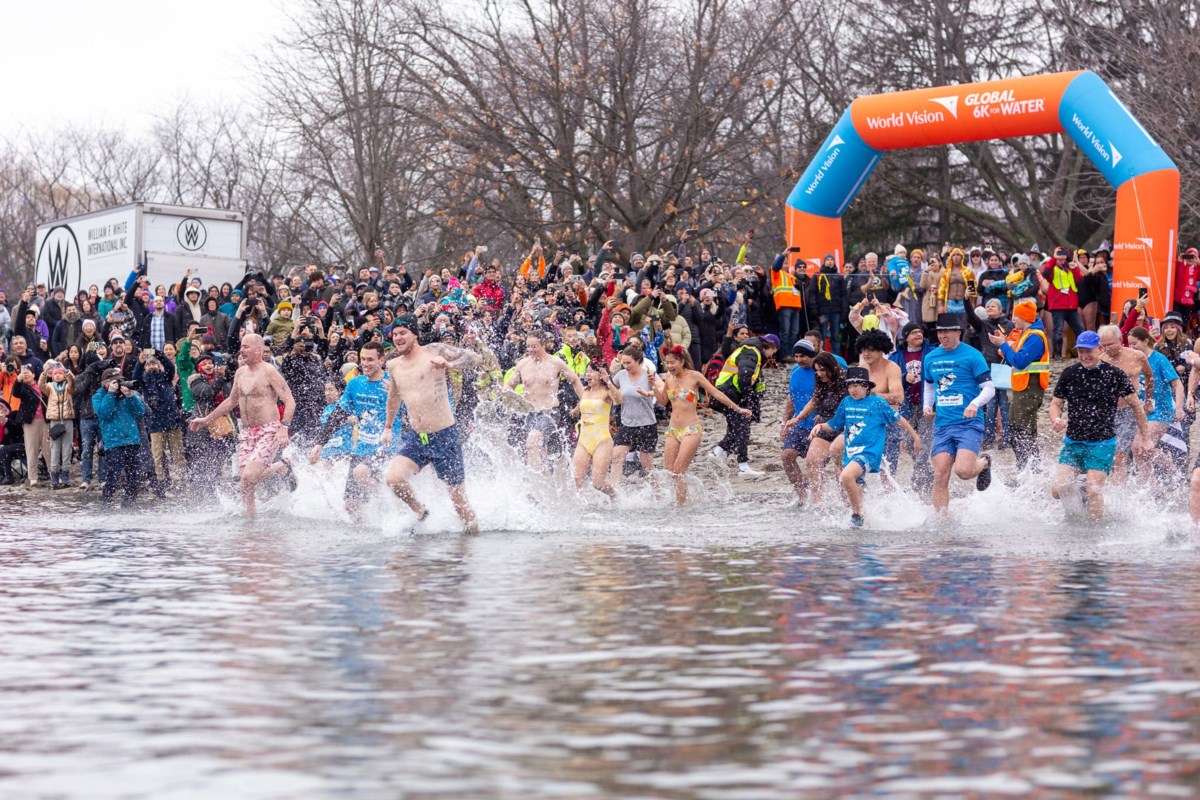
left=782, top=352, right=847, bottom=505
left=653, top=345, right=751, bottom=505
left=571, top=362, right=620, bottom=497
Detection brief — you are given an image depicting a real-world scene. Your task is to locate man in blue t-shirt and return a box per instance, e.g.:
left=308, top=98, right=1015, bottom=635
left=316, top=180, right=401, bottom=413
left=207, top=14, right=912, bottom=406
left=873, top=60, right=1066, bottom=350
left=811, top=367, right=922, bottom=528
left=315, top=342, right=403, bottom=518
left=779, top=339, right=818, bottom=503
left=923, top=313, right=996, bottom=514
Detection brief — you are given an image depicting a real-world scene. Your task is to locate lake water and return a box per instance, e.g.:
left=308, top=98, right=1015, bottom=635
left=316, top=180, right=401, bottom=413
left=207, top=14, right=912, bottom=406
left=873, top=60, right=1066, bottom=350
left=1, top=465, right=1199, bottom=798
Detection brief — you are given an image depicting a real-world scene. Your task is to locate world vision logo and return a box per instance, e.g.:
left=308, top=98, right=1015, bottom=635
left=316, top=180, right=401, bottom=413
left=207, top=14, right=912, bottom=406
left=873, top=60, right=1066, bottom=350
left=36, top=225, right=82, bottom=293
left=930, top=96, right=959, bottom=118
left=177, top=217, right=207, bottom=251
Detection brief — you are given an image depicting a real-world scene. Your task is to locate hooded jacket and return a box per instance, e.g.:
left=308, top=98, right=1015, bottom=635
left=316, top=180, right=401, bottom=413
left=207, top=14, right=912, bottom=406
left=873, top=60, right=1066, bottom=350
left=92, top=388, right=147, bottom=449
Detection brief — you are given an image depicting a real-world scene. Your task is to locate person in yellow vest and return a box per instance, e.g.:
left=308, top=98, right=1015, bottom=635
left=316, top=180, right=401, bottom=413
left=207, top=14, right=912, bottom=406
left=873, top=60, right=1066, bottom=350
left=711, top=334, right=779, bottom=474
left=990, top=300, right=1048, bottom=470
left=1039, top=246, right=1085, bottom=359
left=770, top=252, right=806, bottom=358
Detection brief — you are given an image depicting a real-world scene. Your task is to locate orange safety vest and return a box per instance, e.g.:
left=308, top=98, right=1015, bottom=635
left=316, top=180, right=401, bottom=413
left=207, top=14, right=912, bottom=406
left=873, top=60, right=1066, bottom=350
left=1009, top=327, right=1050, bottom=391
left=771, top=268, right=803, bottom=311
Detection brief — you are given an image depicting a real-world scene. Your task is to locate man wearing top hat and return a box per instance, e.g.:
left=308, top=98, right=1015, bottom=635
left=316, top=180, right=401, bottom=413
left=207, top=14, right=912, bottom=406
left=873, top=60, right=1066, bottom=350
left=924, top=312, right=996, bottom=515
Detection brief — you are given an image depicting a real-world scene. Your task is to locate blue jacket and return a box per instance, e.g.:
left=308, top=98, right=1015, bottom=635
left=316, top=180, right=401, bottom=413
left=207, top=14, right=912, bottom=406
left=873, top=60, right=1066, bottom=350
left=999, top=319, right=1047, bottom=370
left=889, top=343, right=936, bottom=413
left=93, top=389, right=147, bottom=448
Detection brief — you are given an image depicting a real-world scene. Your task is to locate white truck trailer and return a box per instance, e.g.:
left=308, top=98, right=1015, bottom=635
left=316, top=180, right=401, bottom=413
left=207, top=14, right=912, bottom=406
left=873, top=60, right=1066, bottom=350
left=34, top=203, right=248, bottom=297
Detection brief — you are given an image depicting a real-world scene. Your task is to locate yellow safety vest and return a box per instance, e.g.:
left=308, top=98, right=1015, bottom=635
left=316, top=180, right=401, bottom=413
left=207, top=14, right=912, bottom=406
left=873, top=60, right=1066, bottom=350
left=771, top=268, right=803, bottom=310
left=1009, top=328, right=1050, bottom=391
left=1051, top=265, right=1077, bottom=295
left=716, top=345, right=764, bottom=393
left=556, top=344, right=591, bottom=377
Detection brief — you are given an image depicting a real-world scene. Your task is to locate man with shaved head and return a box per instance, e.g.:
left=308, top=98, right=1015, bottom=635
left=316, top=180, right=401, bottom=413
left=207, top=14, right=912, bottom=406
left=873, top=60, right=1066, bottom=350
left=190, top=333, right=298, bottom=515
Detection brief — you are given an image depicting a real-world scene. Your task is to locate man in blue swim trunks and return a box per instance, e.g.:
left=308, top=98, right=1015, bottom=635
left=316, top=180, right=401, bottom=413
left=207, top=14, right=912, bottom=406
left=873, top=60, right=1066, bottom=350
left=1049, top=330, right=1147, bottom=520
left=923, top=312, right=997, bottom=515
left=381, top=315, right=483, bottom=533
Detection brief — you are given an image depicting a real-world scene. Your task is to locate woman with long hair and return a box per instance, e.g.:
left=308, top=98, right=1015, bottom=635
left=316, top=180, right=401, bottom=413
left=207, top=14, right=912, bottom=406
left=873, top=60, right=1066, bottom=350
left=653, top=345, right=750, bottom=504
left=782, top=352, right=847, bottom=504
left=608, top=343, right=658, bottom=486
left=571, top=362, right=620, bottom=497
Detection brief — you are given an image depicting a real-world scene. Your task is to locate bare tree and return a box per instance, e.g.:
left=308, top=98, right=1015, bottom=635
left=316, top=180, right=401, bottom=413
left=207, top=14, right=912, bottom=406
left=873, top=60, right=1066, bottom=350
left=258, top=0, right=442, bottom=268
left=396, top=0, right=803, bottom=257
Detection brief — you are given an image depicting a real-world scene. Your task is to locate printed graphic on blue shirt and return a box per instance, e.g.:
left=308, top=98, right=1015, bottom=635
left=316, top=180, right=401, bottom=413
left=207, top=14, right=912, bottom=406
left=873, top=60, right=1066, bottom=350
left=923, top=343, right=990, bottom=428
left=827, top=394, right=900, bottom=470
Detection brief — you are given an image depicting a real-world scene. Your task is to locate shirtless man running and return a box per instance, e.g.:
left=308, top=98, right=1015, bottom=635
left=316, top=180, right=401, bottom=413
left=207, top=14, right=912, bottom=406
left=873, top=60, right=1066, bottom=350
left=856, top=329, right=904, bottom=407
left=380, top=316, right=483, bottom=533
left=190, top=333, right=297, bottom=516
left=1097, top=324, right=1154, bottom=483
left=504, top=331, right=585, bottom=470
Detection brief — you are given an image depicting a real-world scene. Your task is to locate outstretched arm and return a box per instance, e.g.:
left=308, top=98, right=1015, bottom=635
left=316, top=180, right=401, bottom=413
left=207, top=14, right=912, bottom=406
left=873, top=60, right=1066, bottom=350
left=190, top=372, right=241, bottom=428
left=427, top=342, right=483, bottom=370
left=696, top=370, right=748, bottom=415
left=561, top=361, right=586, bottom=399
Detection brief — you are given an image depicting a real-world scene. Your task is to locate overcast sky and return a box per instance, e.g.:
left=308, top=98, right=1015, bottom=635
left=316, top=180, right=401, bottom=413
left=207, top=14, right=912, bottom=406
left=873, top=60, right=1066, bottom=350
left=2, top=0, right=292, bottom=136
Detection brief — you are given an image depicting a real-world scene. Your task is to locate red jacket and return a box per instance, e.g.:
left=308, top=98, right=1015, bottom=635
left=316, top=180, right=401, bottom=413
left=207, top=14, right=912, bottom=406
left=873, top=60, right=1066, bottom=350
left=471, top=279, right=506, bottom=312
left=1174, top=248, right=1199, bottom=307
left=1041, top=260, right=1083, bottom=311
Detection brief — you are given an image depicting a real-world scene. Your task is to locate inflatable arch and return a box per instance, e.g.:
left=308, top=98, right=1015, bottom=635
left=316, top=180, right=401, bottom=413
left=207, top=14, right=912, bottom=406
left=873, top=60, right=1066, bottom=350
left=785, top=71, right=1179, bottom=317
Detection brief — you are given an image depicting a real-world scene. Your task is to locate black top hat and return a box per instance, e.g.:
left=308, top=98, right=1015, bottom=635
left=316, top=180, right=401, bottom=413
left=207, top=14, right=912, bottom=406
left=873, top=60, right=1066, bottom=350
left=936, top=312, right=963, bottom=331
left=845, top=366, right=876, bottom=389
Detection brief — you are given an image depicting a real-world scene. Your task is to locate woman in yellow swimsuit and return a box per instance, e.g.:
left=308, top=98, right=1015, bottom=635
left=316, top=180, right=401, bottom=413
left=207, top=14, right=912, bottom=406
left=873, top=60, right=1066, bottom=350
left=571, top=363, right=620, bottom=497
left=653, top=345, right=751, bottom=505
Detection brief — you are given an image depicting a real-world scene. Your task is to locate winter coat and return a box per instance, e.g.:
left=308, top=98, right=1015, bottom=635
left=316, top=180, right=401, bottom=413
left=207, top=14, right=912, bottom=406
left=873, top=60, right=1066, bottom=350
left=966, top=311, right=1011, bottom=364
left=807, top=265, right=846, bottom=317
left=37, top=373, right=75, bottom=421
left=93, top=389, right=147, bottom=449
left=133, top=361, right=183, bottom=433
left=51, top=317, right=85, bottom=357
left=135, top=312, right=182, bottom=350
left=279, top=352, right=329, bottom=437
left=675, top=297, right=702, bottom=350
left=665, top=305, right=692, bottom=351
left=697, top=297, right=729, bottom=363
left=919, top=268, right=942, bottom=323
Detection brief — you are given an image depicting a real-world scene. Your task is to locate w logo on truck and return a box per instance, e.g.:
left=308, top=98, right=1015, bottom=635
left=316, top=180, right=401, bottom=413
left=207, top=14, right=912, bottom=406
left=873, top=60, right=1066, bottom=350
left=35, top=225, right=82, bottom=295
left=176, top=217, right=207, bottom=251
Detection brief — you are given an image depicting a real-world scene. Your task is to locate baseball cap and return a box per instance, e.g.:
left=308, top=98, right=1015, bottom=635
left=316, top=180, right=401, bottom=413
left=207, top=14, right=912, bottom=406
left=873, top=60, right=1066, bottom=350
left=101, top=368, right=122, bottom=383
left=1076, top=331, right=1101, bottom=349
left=761, top=334, right=781, bottom=350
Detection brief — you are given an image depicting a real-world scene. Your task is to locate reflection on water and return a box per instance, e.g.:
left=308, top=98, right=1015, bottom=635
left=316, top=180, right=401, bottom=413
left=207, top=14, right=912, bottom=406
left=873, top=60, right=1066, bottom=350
left=1, top=490, right=1199, bottom=798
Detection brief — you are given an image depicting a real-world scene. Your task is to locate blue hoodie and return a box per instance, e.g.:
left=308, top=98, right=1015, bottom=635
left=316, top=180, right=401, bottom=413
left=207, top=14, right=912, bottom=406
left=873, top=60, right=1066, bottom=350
left=93, top=389, right=148, bottom=448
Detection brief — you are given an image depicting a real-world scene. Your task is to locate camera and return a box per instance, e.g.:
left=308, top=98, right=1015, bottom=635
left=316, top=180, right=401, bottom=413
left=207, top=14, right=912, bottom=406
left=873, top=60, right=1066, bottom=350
left=3, top=363, right=14, bottom=374
left=120, top=380, right=140, bottom=391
